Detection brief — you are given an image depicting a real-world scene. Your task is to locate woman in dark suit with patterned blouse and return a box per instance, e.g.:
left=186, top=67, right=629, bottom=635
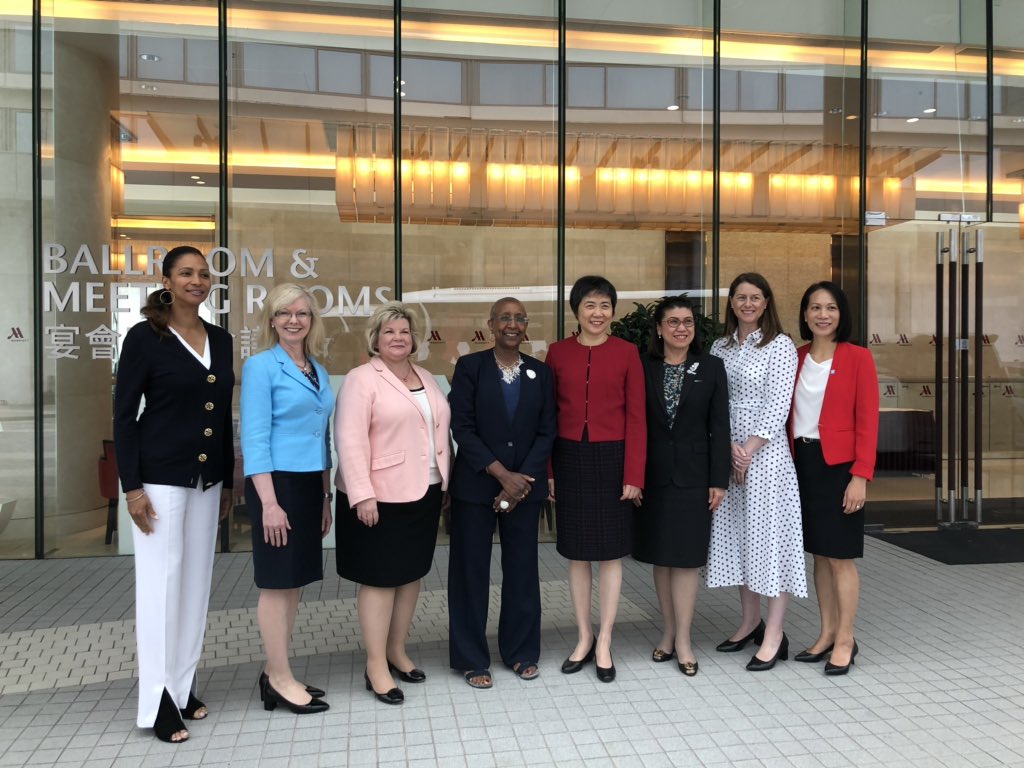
left=634, top=296, right=730, bottom=677
left=114, top=245, right=235, bottom=744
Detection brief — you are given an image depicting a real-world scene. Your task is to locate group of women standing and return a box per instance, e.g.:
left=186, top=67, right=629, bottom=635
left=114, top=252, right=877, bottom=743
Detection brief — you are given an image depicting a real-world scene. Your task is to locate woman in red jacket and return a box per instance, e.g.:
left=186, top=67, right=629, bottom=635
left=790, top=281, right=879, bottom=675
left=547, top=275, right=646, bottom=683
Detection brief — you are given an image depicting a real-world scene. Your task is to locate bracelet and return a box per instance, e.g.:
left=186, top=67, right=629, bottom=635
left=125, top=491, right=146, bottom=503
left=323, top=492, right=333, bottom=501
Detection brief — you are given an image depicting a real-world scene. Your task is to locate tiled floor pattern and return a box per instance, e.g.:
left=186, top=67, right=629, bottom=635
left=0, top=539, right=1022, bottom=767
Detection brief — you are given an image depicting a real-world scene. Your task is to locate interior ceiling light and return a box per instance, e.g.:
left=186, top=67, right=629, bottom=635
left=190, top=174, right=200, bottom=179
left=666, top=104, right=679, bottom=111
left=827, top=107, right=842, bottom=114
left=923, top=107, right=937, bottom=114
left=139, top=53, right=161, bottom=62
left=846, top=114, right=858, bottom=120
left=139, top=83, right=157, bottom=91
left=196, top=180, right=206, bottom=184
left=906, top=117, right=919, bottom=123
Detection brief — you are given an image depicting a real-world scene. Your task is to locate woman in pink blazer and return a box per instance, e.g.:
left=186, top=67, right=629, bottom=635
left=789, top=281, right=878, bottom=676
left=335, top=302, right=451, bottom=705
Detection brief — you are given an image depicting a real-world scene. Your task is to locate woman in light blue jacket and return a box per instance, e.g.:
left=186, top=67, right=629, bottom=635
left=241, top=283, right=334, bottom=714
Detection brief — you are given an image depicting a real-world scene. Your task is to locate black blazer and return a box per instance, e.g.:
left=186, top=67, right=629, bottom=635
left=448, top=349, right=557, bottom=505
left=114, top=319, right=236, bottom=493
left=642, top=352, right=730, bottom=490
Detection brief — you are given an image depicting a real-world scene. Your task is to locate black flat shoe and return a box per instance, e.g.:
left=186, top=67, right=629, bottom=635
left=153, top=689, right=189, bottom=743
left=824, top=640, right=859, bottom=676
left=561, top=638, right=596, bottom=674
left=651, top=648, right=675, bottom=663
left=678, top=660, right=698, bottom=677
left=746, top=633, right=789, bottom=671
left=263, top=681, right=329, bottom=714
left=794, top=643, right=834, bottom=663
left=595, top=652, right=616, bottom=683
left=258, top=672, right=325, bottom=700
left=716, top=619, right=766, bottom=652
left=388, top=660, right=426, bottom=683
left=365, top=670, right=404, bottom=705
left=179, top=692, right=207, bottom=720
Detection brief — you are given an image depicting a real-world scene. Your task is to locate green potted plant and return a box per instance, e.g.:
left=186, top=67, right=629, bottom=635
left=610, top=296, right=724, bottom=353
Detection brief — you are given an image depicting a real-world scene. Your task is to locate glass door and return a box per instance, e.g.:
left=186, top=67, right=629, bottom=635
left=867, top=220, right=1024, bottom=528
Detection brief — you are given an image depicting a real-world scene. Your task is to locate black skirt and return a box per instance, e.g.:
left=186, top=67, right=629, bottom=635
left=633, top=485, right=712, bottom=568
left=553, top=438, right=633, bottom=561
left=335, top=484, right=442, bottom=588
left=247, top=471, right=325, bottom=589
left=794, top=439, right=864, bottom=559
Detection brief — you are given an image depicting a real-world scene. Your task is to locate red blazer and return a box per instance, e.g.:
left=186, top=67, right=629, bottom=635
left=546, top=334, right=646, bottom=487
left=790, top=342, right=879, bottom=481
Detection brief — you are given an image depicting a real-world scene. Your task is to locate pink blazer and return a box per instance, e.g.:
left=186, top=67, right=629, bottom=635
left=335, top=356, right=451, bottom=506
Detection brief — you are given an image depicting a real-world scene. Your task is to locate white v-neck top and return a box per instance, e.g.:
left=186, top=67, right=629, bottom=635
left=169, top=326, right=211, bottom=369
left=792, top=355, right=832, bottom=439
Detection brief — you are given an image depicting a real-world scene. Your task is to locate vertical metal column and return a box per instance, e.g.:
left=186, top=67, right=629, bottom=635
left=974, top=229, right=984, bottom=524
left=556, top=0, right=566, bottom=340
left=934, top=232, right=946, bottom=523
left=959, top=229, right=971, bottom=523
left=32, top=0, right=44, bottom=558
left=393, top=1, right=403, bottom=298
left=946, top=230, right=958, bottom=524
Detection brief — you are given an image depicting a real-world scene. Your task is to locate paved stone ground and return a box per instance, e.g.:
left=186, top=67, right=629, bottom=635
left=0, top=539, right=1022, bottom=767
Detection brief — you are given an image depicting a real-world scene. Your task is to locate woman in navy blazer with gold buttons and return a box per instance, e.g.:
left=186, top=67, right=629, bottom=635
left=114, top=245, right=234, bottom=744
left=241, top=283, right=333, bottom=713
left=789, top=281, right=878, bottom=676
left=447, top=297, right=556, bottom=688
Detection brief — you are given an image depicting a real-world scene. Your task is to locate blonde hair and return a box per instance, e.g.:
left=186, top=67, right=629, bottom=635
left=365, top=301, right=421, bottom=357
left=258, top=283, right=327, bottom=359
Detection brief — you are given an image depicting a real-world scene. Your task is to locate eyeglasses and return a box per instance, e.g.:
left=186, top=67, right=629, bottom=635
left=496, top=314, right=529, bottom=325
left=274, top=310, right=312, bottom=321
left=662, top=317, right=694, bottom=329
left=732, top=294, right=765, bottom=305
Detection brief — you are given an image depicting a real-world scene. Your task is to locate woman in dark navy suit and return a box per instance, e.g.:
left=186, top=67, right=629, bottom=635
left=447, top=297, right=556, bottom=689
left=634, top=295, right=730, bottom=677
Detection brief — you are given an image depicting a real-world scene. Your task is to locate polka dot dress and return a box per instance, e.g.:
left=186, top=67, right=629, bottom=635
left=706, top=330, right=808, bottom=598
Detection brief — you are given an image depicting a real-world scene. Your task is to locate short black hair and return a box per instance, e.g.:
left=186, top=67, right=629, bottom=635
left=649, top=295, right=704, bottom=358
left=798, top=281, right=852, bottom=342
left=569, top=275, right=617, bottom=317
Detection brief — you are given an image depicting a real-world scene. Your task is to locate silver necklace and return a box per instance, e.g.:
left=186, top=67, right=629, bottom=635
left=495, top=353, right=523, bottom=385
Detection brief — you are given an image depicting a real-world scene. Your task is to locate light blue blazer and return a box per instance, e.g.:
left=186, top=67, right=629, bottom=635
left=241, top=344, right=334, bottom=476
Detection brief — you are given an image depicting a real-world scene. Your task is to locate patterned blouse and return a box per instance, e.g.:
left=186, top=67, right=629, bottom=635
left=662, top=360, right=687, bottom=429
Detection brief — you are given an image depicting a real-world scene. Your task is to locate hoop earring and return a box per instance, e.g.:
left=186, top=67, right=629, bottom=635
left=159, top=289, right=174, bottom=305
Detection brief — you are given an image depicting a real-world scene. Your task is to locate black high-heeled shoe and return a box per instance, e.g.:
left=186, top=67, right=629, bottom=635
left=153, top=688, right=189, bottom=743
left=824, top=640, right=859, bottom=676
left=746, top=633, right=789, bottom=671
left=716, top=619, right=766, bottom=652
left=258, top=672, right=325, bottom=701
left=560, top=638, right=597, bottom=674
left=387, top=660, right=426, bottom=683
left=365, top=670, right=404, bottom=705
left=794, top=642, right=834, bottom=663
left=595, top=650, right=616, bottom=683
left=178, top=692, right=207, bottom=720
left=263, top=680, right=329, bottom=714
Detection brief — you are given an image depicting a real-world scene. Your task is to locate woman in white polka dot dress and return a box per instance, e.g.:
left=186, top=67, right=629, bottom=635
left=707, top=273, right=807, bottom=671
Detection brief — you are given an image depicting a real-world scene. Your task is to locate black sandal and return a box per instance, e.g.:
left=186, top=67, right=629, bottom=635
left=179, top=692, right=208, bottom=720
left=510, top=662, right=539, bottom=680
left=153, top=689, right=189, bottom=743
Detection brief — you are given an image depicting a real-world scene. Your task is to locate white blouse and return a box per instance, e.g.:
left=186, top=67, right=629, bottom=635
left=791, top=355, right=832, bottom=439
left=411, top=388, right=442, bottom=484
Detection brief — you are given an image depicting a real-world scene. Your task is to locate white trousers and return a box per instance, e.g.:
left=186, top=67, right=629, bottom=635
left=132, top=480, right=221, bottom=727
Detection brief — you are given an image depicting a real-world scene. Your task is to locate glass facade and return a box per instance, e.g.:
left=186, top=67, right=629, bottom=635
left=2, top=0, right=1022, bottom=558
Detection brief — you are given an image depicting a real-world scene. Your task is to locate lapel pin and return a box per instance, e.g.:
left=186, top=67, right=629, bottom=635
left=526, top=369, right=536, bottom=379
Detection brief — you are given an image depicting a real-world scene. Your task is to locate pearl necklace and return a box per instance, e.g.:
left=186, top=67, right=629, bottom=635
left=495, top=353, right=523, bottom=385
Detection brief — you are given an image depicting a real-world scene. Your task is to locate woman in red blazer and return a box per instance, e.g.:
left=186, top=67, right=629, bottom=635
left=789, top=281, right=878, bottom=676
